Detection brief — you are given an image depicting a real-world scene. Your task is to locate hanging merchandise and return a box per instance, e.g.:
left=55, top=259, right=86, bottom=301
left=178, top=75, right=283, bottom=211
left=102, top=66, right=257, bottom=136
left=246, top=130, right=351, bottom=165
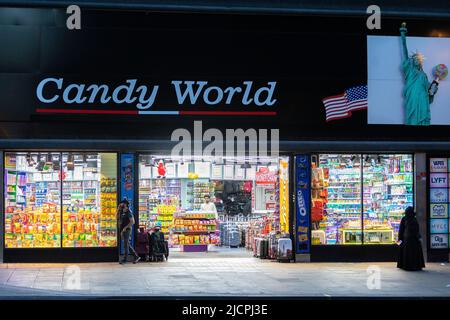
left=279, top=159, right=289, bottom=233
left=157, top=160, right=166, bottom=178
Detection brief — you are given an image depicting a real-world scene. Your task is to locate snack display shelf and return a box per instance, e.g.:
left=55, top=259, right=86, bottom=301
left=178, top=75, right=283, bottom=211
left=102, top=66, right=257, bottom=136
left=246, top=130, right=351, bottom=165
left=171, top=211, right=218, bottom=250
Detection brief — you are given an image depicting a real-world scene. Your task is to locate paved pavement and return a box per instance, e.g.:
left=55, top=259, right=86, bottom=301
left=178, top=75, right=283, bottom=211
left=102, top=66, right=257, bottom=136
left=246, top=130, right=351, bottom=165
left=0, top=250, right=449, bottom=298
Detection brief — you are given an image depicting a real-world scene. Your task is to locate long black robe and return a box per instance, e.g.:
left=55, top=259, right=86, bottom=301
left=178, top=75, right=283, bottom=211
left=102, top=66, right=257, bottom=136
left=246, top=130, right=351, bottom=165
left=397, top=214, right=425, bottom=271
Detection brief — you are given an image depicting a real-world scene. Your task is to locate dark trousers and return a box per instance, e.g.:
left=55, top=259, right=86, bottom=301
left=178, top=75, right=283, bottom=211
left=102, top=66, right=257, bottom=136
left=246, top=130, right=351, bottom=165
left=121, top=227, right=138, bottom=260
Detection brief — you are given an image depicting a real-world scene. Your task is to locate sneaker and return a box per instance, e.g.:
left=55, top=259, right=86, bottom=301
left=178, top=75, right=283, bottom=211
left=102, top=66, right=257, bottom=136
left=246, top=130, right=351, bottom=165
left=133, top=256, right=141, bottom=264
left=119, top=260, right=127, bottom=265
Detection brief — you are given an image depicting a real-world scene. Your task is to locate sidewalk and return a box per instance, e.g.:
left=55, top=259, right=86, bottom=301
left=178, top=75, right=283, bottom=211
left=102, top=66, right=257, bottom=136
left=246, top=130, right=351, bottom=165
left=1, top=255, right=449, bottom=298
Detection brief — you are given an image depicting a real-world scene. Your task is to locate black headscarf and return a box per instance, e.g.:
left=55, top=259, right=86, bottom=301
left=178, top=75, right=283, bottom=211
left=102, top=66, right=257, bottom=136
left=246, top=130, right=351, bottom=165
left=405, top=206, right=415, bottom=219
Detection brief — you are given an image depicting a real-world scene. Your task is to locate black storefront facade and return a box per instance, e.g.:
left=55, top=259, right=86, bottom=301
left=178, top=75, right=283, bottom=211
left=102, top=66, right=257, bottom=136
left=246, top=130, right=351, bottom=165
left=0, top=7, right=450, bottom=263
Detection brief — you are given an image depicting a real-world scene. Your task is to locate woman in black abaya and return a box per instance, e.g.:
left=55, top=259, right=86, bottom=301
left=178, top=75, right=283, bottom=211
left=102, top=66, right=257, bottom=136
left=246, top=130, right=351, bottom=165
left=397, top=207, right=425, bottom=271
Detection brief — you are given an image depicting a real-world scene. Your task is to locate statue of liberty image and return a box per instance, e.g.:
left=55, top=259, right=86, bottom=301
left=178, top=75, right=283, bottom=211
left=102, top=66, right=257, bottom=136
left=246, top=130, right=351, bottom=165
left=400, top=22, right=433, bottom=126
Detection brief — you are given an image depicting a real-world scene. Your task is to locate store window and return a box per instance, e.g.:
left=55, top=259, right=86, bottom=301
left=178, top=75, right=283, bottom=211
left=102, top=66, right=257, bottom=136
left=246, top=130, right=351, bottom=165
left=138, top=155, right=289, bottom=255
left=311, top=154, right=413, bottom=245
left=62, top=153, right=118, bottom=247
left=3, top=152, right=118, bottom=249
left=311, top=154, right=362, bottom=245
left=4, top=152, right=62, bottom=248
left=362, top=154, right=413, bottom=245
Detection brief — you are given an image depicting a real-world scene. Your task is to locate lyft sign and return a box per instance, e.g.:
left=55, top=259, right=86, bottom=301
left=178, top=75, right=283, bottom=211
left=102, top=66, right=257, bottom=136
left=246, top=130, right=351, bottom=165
left=430, top=173, right=448, bottom=188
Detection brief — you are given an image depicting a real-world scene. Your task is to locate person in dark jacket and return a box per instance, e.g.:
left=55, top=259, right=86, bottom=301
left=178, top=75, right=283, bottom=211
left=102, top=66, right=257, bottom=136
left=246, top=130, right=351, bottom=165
left=397, top=206, right=425, bottom=271
left=118, top=199, right=140, bottom=264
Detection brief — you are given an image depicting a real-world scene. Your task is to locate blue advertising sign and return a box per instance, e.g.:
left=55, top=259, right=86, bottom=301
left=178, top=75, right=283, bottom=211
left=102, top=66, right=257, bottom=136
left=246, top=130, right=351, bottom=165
left=120, top=153, right=135, bottom=253
left=295, top=155, right=310, bottom=254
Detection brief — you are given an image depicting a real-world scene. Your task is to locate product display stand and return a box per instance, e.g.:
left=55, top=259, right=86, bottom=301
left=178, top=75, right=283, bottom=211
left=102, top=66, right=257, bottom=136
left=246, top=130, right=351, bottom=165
left=171, top=211, right=218, bottom=252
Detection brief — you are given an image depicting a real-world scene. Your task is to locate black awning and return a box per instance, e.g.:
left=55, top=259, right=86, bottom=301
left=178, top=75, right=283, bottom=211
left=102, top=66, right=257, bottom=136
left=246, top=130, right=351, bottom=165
left=0, top=0, right=449, bottom=18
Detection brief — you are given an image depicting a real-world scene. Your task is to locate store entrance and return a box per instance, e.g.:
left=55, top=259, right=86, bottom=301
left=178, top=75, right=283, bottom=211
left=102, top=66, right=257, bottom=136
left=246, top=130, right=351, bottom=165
left=137, top=155, right=290, bottom=260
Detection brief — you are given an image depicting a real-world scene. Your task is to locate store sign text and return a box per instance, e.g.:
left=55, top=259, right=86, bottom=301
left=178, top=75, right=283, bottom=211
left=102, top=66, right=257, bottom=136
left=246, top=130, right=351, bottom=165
left=36, top=78, right=278, bottom=109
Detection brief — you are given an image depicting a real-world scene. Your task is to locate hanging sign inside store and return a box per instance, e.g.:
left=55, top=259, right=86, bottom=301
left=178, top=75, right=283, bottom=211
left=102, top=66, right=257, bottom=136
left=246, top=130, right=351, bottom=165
left=255, top=167, right=277, bottom=185
left=35, top=78, right=278, bottom=116
left=279, top=159, right=290, bottom=234
left=295, top=155, right=310, bottom=254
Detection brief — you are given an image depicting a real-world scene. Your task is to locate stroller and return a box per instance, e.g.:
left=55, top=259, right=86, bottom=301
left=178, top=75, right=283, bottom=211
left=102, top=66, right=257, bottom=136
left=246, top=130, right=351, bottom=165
left=149, top=228, right=169, bottom=262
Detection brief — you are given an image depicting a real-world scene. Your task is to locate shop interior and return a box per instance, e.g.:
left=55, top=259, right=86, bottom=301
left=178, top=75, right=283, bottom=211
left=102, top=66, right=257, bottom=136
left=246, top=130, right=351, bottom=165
left=4, top=152, right=117, bottom=249
left=138, top=155, right=290, bottom=259
left=311, top=154, right=413, bottom=245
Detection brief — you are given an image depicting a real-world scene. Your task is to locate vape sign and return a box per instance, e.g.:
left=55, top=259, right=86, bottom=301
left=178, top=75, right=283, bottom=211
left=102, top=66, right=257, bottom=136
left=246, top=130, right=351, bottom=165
left=430, top=158, right=448, bottom=173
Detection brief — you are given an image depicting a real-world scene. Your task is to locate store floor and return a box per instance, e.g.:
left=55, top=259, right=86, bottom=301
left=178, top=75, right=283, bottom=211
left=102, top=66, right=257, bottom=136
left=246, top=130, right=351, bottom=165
left=1, top=257, right=450, bottom=298
left=169, top=246, right=253, bottom=259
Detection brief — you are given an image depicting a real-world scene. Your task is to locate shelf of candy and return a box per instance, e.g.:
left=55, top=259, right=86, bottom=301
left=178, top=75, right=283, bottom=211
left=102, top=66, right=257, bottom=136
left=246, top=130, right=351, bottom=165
left=171, top=234, right=220, bottom=246
left=6, top=171, right=27, bottom=205
left=26, top=183, right=36, bottom=206
left=157, top=204, right=176, bottom=237
left=100, top=178, right=117, bottom=246
left=139, top=179, right=180, bottom=224
left=36, top=182, right=60, bottom=206
left=138, top=179, right=152, bottom=211
left=177, top=211, right=217, bottom=220
left=83, top=180, right=99, bottom=207
left=62, top=205, right=101, bottom=247
left=172, top=217, right=217, bottom=233
left=62, top=181, right=83, bottom=205
left=140, top=204, right=176, bottom=240
left=101, top=177, right=117, bottom=193
left=171, top=211, right=218, bottom=247
left=363, top=169, right=413, bottom=237
left=4, top=203, right=61, bottom=248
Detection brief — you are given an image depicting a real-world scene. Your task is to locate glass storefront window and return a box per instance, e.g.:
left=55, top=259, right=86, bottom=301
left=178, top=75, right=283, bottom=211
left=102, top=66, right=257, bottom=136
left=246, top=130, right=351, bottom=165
left=3, top=152, right=117, bottom=249
left=311, top=154, right=362, bottom=245
left=4, top=152, right=62, bottom=248
left=62, top=153, right=117, bottom=248
left=311, top=153, right=413, bottom=245
left=363, top=154, right=413, bottom=244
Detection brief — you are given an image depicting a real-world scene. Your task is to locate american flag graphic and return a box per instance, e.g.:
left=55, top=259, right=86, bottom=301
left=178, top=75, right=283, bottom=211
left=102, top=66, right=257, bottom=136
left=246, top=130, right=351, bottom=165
left=322, top=85, right=368, bottom=122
